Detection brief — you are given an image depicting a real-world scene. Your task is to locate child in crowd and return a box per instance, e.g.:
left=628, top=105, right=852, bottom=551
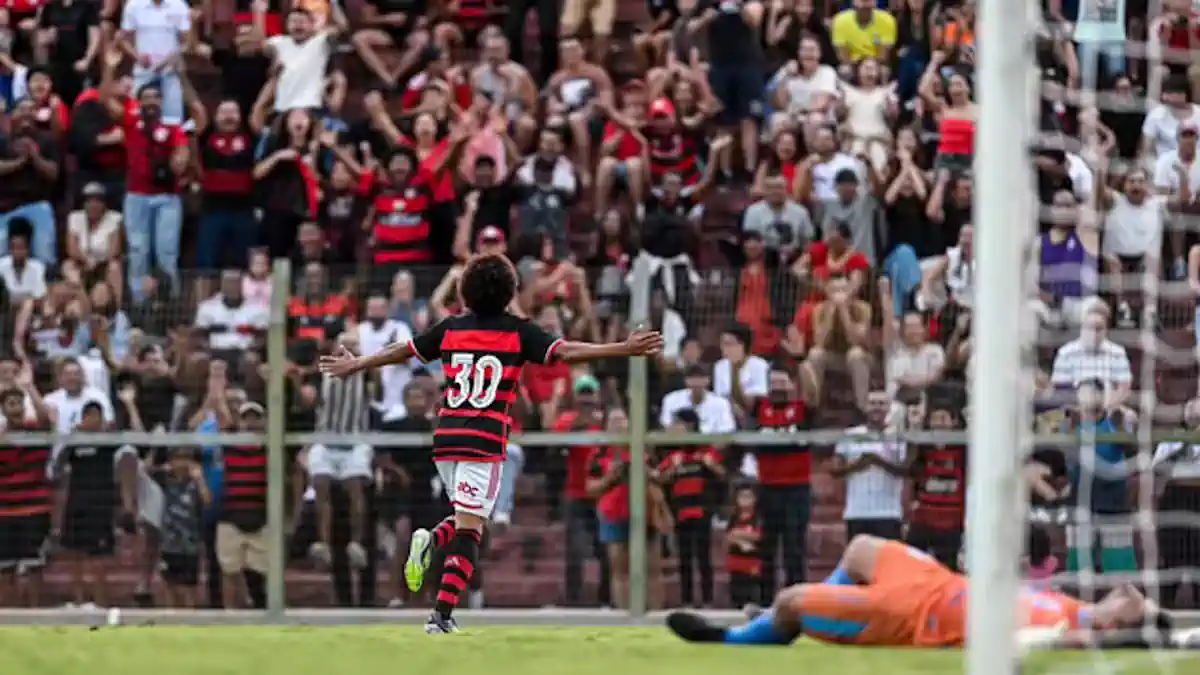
left=157, top=448, right=210, bottom=608
left=725, top=483, right=762, bottom=610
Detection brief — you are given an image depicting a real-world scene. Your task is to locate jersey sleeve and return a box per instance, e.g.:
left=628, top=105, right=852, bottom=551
left=517, top=318, right=564, bottom=365
left=409, top=317, right=451, bottom=363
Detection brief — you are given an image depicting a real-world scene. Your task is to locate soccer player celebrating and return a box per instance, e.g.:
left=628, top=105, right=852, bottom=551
left=667, top=534, right=1169, bottom=649
left=319, top=254, right=664, bottom=633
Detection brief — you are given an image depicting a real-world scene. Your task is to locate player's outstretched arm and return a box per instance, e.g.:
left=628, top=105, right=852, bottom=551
left=318, top=341, right=415, bottom=378
left=555, top=330, right=664, bottom=364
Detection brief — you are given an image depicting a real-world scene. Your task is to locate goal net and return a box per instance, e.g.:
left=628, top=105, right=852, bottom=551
left=972, top=0, right=1200, bottom=671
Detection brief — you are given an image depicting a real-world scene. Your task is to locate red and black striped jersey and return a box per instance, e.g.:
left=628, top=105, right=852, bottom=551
left=726, top=508, right=763, bottom=577
left=409, top=313, right=562, bottom=462
left=221, top=444, right=268, bottom=532
left=910, top=444, right=968, bottom=532
left=0, top=422, right=52, bottom=518
left=656, top=447, right=721, bottom=521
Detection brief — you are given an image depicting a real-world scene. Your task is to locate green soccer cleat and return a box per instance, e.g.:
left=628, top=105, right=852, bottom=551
left=404, top=528, right=433, bottom=592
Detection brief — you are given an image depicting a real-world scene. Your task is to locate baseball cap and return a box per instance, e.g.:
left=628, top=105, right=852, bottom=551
left=649, top=97, right=676, bottom=119
left=239, top=401, right=265, bottom=416
left=82, top=182, right=107, bottom=199
left=477, top=225, right=506, bottom=244
left=573, top=374, right=600, bottom=394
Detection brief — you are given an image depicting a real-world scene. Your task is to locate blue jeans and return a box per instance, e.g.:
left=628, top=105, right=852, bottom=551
left=125, top=192, right=182, bottom=301
left=197, top=208, right=259, bottom=270
left=0, top=201, right=56, bottom=265
left=132, top=69, right=184, bottom=124
left=1077, top=40, right=1125, bottom=86
left=494, top=443, right=524, bottom=518
left=884, top=244, right=923, bottom=315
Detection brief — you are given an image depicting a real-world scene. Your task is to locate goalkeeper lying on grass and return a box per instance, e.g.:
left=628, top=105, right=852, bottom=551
left=669, top=534, right=1180, bottom=649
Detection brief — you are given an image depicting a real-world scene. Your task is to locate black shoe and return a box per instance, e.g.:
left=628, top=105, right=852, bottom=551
left=667, top=610, right=726, bottom=643
left=424, top=611, right=460, bottom=634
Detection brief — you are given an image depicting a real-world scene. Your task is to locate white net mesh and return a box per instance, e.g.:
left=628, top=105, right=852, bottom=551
left=1017, top=0, right=1200, bottom=667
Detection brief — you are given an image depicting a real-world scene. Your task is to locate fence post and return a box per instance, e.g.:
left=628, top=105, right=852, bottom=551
left=627, top=255, right=651, bottom=617
left=266, top=259, right=291, bottom=619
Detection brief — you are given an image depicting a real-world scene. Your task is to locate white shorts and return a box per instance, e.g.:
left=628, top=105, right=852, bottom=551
left=436, top=460, right=504, bottom=518
left=114, top=446, right=164, bottom=530
left=308, top=444, right=374, bottom=481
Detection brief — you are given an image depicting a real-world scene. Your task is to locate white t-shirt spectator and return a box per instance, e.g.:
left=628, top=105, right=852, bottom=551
left=1066, top=153, right=1095, bottom=201
left=356, top=318, right=414, bottom=412
left=1152, top=150, right=1200, bottom=194
left=0, top=255, right=46, bottom=300
left=779, top=65, right=839, bottom=115
left=1102, top=193, right=1166, bottom=258
left=268, top=32, right=332, bottom=111
left=1050, top=337, right=1133, bottom=389
left=659, top=389, right=737, bottom=434
left=1141, top=104, right=1200, bottom=158
left=809, top=153, right=864, bottom=201
left=121, top=0, right=190, bottom=70
left=194, top=295, right=269, bottom=350
left=886, top=342, right=946, bottom=396
left=835, top=427, right=907, bottom=520
left=713, top=355, right=770, bottom=402
left=944, top=245, right=974, bottom=309
left=45, top=386, right=115, bottom=433
left=67, top=210, right=123, bottom=268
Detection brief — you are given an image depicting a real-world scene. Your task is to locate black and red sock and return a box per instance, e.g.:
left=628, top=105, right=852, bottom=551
left=431, top=517, right=457, bottom=550
left=434, top=528, right=482, bottom=619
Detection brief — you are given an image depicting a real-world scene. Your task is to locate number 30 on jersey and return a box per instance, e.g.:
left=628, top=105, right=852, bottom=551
left=446, top=354, right=504, bottom=409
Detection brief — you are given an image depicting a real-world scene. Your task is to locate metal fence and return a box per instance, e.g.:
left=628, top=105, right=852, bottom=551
left=4, top=255, right=1200, bottom=622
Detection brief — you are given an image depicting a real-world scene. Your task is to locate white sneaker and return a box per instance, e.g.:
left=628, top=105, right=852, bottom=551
left=346, top=541, right=369, bottom=570
left=386, top=597, right=405, bottom=608
left=309, top=541, right=332, bottom=567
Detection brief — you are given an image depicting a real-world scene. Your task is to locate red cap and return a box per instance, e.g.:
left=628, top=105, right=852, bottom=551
left=649, top=97, right=676, bottom=119
left=478, top=225, right=506, bottom=244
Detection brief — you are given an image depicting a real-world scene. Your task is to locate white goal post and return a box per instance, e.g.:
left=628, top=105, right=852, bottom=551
left=967, top=0, right=1038, bottom=674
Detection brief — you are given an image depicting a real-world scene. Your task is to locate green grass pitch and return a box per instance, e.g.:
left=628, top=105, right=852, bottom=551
left=2, top=626, right=1198, bottom=674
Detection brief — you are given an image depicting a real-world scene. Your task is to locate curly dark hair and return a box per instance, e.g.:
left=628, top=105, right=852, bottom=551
left=460, top=254, right=517, bottom=318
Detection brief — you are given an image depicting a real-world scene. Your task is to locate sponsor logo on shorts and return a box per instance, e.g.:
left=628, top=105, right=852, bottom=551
left=457, top=482, right=480, bottom=498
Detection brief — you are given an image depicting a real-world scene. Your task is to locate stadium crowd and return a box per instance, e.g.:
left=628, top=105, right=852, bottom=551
left=0, top=0, right=1200, bottom=613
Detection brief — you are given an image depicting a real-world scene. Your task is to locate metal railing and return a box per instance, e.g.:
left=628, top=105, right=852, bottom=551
left=6, top=257, right=1200, bottom=621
